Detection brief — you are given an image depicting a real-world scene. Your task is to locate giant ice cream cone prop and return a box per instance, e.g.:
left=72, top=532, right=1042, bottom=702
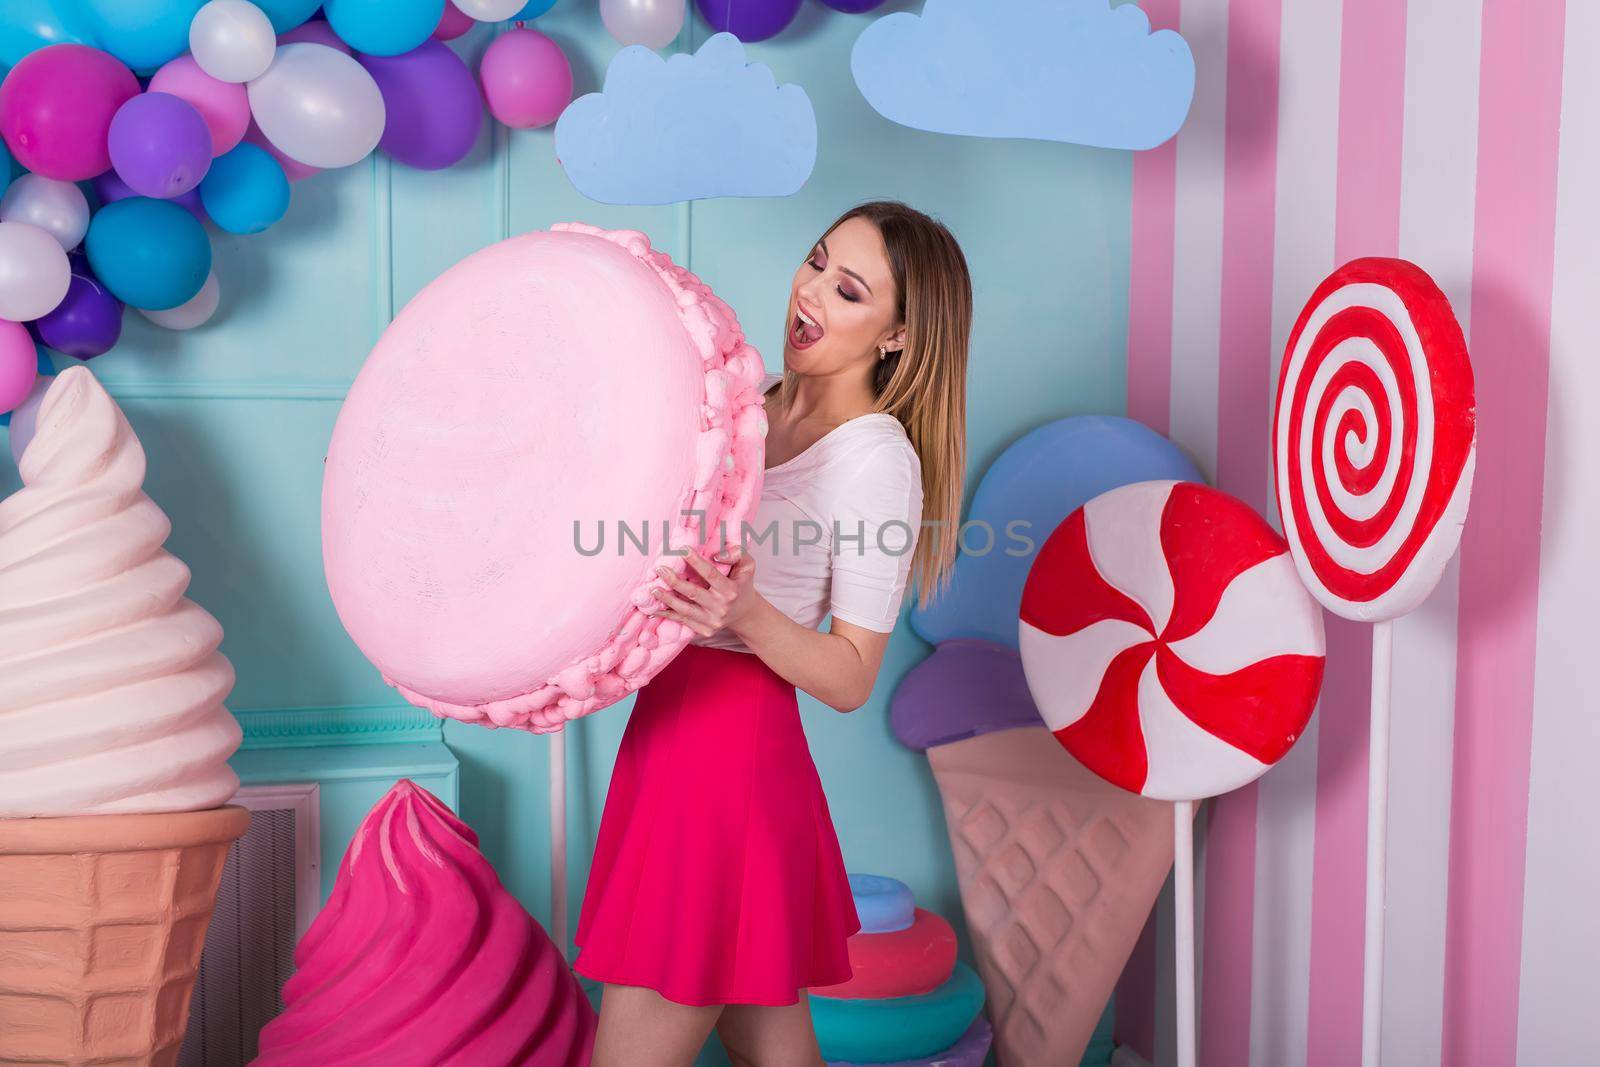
left=0, top=365, right=248, bottom=1064
left=254, top=779, right=596, bottom=1066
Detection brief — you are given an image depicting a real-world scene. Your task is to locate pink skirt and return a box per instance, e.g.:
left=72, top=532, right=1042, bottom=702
left=573, top=643, right=861, bottom=1006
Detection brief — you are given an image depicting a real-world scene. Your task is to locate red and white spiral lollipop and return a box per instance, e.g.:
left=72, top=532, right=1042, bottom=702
left=1274, top=258, right=1476, bottom=622
left=1018, top=481, right=1326, bottom=802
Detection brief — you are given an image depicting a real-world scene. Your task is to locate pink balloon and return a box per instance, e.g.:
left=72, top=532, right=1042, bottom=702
left=479, top=28, right=572, bottom=130
left=434, top=2, right=475, bottom=41
left=244, top=119, right=322, bottom=182
left=148, top=55, right=251, bottom=157
left=0, top=45, right=139, bottom=181
left=278, top=19, right=353, bottom=54
left=0, top=320, right=36, bottom=415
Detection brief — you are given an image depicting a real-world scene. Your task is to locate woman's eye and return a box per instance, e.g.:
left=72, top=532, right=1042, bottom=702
left=836, top=285, right=860, bottom=304
left=807, top=255, right=823, bottom=271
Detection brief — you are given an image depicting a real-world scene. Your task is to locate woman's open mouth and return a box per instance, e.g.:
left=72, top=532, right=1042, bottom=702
left=790, top=307, right=823, bottom=350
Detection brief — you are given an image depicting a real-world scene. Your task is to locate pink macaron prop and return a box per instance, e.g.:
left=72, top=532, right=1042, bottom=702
left=1273, top=257, right=1475, bottom=1067
left=1019, top=479, right=1325, bottom=1066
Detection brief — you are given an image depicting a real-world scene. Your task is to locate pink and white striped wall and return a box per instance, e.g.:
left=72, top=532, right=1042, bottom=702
left=1115, top=0, right=1598, bottom=1064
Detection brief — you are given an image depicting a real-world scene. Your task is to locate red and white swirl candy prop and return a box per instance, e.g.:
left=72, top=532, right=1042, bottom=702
left=1274, top=257, right=1476, bottom=623
left=1019, top=480, right=1325, bottom=802
left=1018, top=480, right=1325, bottom=1067
left=1274, top=258, right=1475, bottom=1067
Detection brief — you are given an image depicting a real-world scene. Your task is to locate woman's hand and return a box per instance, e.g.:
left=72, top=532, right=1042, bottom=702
left=647, top=546, right=761, bottom=638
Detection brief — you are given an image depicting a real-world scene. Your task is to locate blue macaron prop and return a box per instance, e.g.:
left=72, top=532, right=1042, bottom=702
left=825, top=1016, right=993, bottom=1067
left=811, top=962, right=986, bottom=1064
left=849, top=873, right=915, bottom=934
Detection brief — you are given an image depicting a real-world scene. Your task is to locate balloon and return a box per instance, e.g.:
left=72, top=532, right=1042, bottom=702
left=199, top=142, right=289, bottom=233
left=139, top=269, right=220, bottom=330
left=600, top=0, right=684, bottom=48
left=243, top=120, right=320, bottom=181
left=108, top=92, right=214, bottom=198
left=247, top=43, right=386, bottom=168
left=322, top=0, right=443, bottom=56
left=253, top=0, right=321, bottom=34
left=189, top=0, right=277, bottom=83
left=84, top=197, right=211, bottom=311
left=7, top=372, right=52, bottom=463
left=0, top=318, right=34, bottom=413
left=0, top=141, right=12, bottom=191
left=0, top=220, right=69, bottom=320
left=32, top=251, right=122, bottom=359
left=0, top=0, right=93, bottom=69
left=75, top=0, right=207, bottom=71
left=278, top=18, right=351, bottom=52
left=693, top=0, right=800, bottom=42
left=0, top=44, right=139, bottom=180
left=91, top=169, right=209, bottom=222
left=148, top=55, right=251, bottom=155
left=817, top=0, right=887, bottom=10
left=455, top=0, right=529, bottom=21
left=356, top=40, right=483, bottom=170
left=479, top=28, right=570, bottom=129
left=511, top=0, right=559, bottom=17
left=433, top=3, right=476, bottom=40
left=0, top=173, right=89, bottom=250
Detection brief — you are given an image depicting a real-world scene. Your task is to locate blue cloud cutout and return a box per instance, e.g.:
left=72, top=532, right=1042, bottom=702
left=852, top=0, right=1195, bottom=151
left=555, top=32, right=817, bottom=205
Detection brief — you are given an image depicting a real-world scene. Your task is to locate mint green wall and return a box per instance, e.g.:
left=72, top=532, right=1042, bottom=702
left=2, top=4, right=1130, bottom=1061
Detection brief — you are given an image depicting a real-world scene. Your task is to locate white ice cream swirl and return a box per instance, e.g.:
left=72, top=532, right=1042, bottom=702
left=0, top=366, right=241, bottom=817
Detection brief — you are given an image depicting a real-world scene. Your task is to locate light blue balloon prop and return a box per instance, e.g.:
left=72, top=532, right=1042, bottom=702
left=512, top=0, right=558, bottom=18
left=76, top=0, right=205, bottom=71
left=84, top=197, right=211, bottom=311
left=323, top=0, right=445, bottom=57
left=0, top=344, right=53, bottom=428
left=252, top=0, right=322, bottom=34
left=200, top=143, right=289, bottom=235
left=909, top=416, right=1203, bottom=649
left=0, top=0, right=93, bottom=67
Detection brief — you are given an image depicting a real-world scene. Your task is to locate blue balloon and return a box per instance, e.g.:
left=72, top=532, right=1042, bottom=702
left=323, top=0, right=443, bottom=57
left=0, top=141, right=13, bottom=194
left=252, top=0, right=322, bottom=34
left=75, top=0, right=204, bottom=71
left=512, top=0, right=558, bottom=17
left=200, top=143, right=289, bottom=235
left=0, top=0, right=93, bottom=67
left=84, top=198, right=211, bottom=311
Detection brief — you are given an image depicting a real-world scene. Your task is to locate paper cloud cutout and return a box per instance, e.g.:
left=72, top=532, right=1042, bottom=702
left=554, top=32, right=817, bottom=205
left=852, top=0, right=1195, bottom=150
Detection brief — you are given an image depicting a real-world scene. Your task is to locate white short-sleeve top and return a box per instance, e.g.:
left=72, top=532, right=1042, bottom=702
left=693, top=373, right=924, bottom=654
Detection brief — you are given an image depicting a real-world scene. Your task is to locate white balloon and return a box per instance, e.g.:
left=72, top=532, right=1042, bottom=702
left=138, top=270, right=220, bottom=330
left=190, top=0, right=278, bottom=83
left=0, top=222, right=70, bottom=322
left=0, top=175, right=90, bottom=252
left=454, top=0, right=528, bottom=20
left=600, top=0, right=685, bottom=49
left=9, top=373, right=53, bottom=469
left=246, top=43, right=386, bottom=169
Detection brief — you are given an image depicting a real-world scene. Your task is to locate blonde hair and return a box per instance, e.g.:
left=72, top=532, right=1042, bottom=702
left=774, top=200, right=971, bottom=609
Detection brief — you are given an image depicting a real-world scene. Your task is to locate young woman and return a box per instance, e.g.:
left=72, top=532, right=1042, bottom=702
left=572, top=201, right=972, bottom=1067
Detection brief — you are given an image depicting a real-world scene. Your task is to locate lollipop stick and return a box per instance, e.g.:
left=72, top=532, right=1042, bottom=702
left=1362, top=620, right=1393, bottom=1066
left=551, top=728, right=569, bottom=960
left=1174, top=799, right=1196, bottom=1067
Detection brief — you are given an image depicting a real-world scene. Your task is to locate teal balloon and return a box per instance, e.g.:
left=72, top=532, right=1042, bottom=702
left=513, top=0, right=558, bottom=17
left=84, top=198, right=211, bottom=311
left=76, top=0, right=204, bottom=71
left=0, top=0, right=94, bottom=67
left=252, top=0, right=322, bottom=33
left=0, top=141, right=13, bottom=193
left=200, top=143, right=289, bottom=235
left=323, top=0, right=443, bottom=57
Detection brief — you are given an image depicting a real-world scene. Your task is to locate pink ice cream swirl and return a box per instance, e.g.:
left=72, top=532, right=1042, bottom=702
left=254, top=779, right=597, bottom=1066
left=0, top=366, right=242, bottom=818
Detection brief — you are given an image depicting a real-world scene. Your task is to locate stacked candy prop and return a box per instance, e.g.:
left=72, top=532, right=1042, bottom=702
left=1273, top=257, right=1475, bottom=1067
left=809, top=873, right=991, bottom=1066
left=1020, top=480, right=1326, bottom=1067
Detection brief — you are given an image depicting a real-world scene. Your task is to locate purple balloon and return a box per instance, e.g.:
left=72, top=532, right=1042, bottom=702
left=107, top=91, right=214, bottom=199
left=694, top=0, right=802, bottom=42
left=356, top=40, right=484, bottom=171
left=817, top=0, right=886, bottom=11
left=33, top=253, right=124, bottom=360
left=92, top=169, right=209, bottom=221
